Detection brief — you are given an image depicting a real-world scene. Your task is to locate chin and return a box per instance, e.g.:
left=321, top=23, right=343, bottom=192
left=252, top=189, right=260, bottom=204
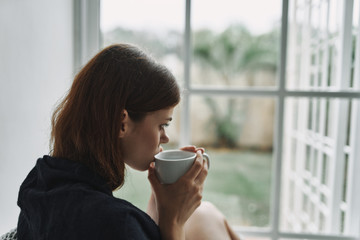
left=128, top=165, right=147, bottom=172
left=139, top=163, right=150, bottom=171
left=138, top=160, right=153, bottom=172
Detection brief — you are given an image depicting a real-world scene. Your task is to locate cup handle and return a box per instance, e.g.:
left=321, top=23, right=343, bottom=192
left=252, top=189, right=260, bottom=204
left=202, top=153, right=210, bottom=169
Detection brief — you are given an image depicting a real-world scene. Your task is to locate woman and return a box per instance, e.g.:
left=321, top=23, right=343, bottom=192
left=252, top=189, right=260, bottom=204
left=17, top=44, right=241, bottom=240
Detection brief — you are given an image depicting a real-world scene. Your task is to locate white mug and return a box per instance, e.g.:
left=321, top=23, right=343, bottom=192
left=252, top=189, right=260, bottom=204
left=154, top=150, right=210, bottom=184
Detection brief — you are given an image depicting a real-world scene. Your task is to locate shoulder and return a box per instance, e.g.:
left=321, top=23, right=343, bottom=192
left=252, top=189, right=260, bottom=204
left=94, top=198, right=161, bottom=239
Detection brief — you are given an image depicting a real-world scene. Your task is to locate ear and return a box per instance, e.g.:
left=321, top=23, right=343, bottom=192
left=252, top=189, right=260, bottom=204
left=119, top=109, right=130, bottom=138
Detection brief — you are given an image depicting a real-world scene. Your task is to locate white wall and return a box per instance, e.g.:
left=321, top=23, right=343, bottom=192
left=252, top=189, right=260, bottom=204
left=0, top=0, right=74, bottom=234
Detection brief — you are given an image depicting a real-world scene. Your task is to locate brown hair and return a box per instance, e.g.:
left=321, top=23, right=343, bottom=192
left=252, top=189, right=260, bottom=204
left=50, top=44, right=180, bottom=190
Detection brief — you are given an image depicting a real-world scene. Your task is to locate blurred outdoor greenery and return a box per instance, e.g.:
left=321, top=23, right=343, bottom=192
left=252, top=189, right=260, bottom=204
left=102, top=24, right=279, bottom=76
left=103, top=24, right=278, bottom=150
left=114, top=149, right=272, bottom=227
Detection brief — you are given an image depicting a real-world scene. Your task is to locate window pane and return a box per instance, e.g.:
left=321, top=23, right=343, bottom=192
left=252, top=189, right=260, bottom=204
left=190, top=95, right=275, bottom=227
left=100, top=0, right=360, bottom=237
left=100, top=0, right=185, bottom=86
left=286, top=0, right=349, bottom=90
left=282, top=97, right=358, bottom=235
left=191, top=0, right=281, bottom=88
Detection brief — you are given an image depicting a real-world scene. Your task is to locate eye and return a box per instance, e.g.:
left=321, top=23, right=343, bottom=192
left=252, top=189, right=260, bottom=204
left=160, top=123, right=169, bottom=130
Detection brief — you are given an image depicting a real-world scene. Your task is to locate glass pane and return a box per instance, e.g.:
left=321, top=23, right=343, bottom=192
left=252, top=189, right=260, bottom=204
left=281, top=97, right=356, bottom=235
left=286, top=0, right=345, bottom=90
left=190, top=95, right=275, bottom=227
left=100, top=0, right=185, bottom=86
left=191, top=0, right=281, bottom=88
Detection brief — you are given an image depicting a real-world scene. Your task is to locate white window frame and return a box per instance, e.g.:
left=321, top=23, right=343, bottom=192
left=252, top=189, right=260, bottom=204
left=73, top=0, right=101, bottom=71
left=78, top=0, right=360, bottom=239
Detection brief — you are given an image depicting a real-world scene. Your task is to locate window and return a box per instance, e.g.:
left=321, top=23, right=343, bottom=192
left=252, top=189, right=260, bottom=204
left=282, top=0, right=360, bottom=237
left=80, top=0, right=360, bottom=239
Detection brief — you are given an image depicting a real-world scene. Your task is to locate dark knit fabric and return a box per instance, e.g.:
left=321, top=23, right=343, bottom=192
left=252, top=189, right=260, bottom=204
left=17, top=156, right=160, bottom=240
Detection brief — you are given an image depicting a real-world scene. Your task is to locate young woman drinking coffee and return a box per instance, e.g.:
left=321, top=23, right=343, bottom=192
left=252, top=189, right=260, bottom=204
left=16, top=44, right=241, bottom=240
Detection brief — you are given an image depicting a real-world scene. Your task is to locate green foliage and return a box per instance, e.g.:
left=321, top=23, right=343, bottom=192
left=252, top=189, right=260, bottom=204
left=192, top=24, right=279, bottom=148
left=205, top=97, right=241, bottom=148
left=103, top=25, right=279, bottom=149
left=193, top=24, right=279, bottom=78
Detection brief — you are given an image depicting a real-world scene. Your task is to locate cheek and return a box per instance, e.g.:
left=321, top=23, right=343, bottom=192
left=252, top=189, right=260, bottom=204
left=139, top=128, right=160, bottom=151
left=148, top=130, right=161, bottom=148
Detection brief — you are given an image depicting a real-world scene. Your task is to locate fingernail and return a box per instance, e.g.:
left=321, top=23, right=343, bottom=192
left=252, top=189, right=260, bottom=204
left=196, top=151, right=202, bottom=162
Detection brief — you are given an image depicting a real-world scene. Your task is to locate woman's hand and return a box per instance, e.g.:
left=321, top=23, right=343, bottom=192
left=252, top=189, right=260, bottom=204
left=147, top=147, right=208, bottom=240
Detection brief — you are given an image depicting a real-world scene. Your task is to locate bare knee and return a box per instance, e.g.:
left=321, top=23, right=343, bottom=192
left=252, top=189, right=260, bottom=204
left=185, top=201, right=241, bottom=240
left=191, top=201, right=219, bottom=215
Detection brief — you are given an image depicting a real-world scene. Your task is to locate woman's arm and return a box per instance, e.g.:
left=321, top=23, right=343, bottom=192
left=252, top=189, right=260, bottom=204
left=146, top=191, right=158, bottom=224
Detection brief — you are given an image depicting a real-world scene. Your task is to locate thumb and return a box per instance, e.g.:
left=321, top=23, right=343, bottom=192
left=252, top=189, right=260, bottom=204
left=148, top=162, right=161, bottom=191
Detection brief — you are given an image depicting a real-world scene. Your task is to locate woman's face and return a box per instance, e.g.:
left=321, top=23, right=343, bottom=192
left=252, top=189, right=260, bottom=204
left=120, top=107, right=174, bottom=171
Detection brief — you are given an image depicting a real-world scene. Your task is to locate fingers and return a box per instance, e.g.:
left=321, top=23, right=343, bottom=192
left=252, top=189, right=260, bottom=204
left=148, top=162, right=161, bottom=192
left=196, top=147, right=205, bottom=154
left=180, top=145, right=196, bottom=152
left=195, top=161, right=208, bottom=185
left=180, top=145, right=205, bottom=154
left=181, top=150, right=205, bottom=181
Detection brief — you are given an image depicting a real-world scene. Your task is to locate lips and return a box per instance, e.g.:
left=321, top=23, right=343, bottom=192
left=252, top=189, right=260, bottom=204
left=158, top=146, right=164, bottom=152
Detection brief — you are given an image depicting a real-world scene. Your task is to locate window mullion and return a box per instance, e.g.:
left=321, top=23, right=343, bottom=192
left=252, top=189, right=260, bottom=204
left=346, top=3, right=360, bottom=234
left=328, top=99, right=349, bottom=232
left=180, top=0, right=191, bottom=147
left=354, top=3, right=360, bottom=90
left=335, top=0, right=354, bottom=89
left=328, top=0, right=354, bottom=232
left=74, top=0, right=100, bottom=73
left=345, top=100, right=360, bottom=235
left=321, top=0, right=332, bottom=90
left=270, top=0, right=289, bottom=238
left=190, top=88, right=360, bottom=98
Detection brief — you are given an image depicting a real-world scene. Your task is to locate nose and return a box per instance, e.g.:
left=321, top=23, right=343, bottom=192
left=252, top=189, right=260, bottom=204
left=160, top=131, right=169, bottom=144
